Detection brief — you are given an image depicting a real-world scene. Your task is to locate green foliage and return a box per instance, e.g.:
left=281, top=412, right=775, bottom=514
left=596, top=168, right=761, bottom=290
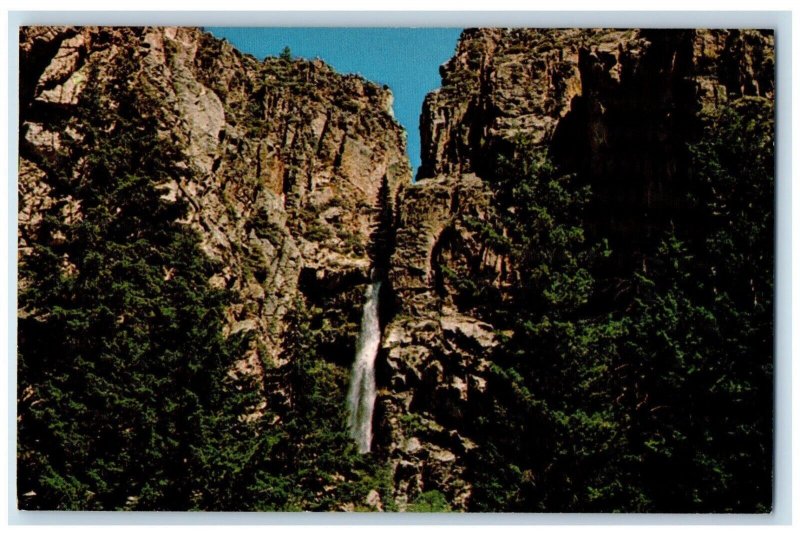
left=17, top=51, right=262, bottom=511
left=398, top=412, right=426, bottom=435
left=369, top=174, right=395, bottom=277
left=408, top=490, right=451, bottom=513
left=467, top=97, right=773, bottom=513
left=468, top=140, right=612, bottom=511
left=249, top=206, right=285, bottom=246
left=337, top=229, right=367, bottom=257
left=496, top=147, right=597, bottom=315
left=280, top=46, right=292, bottom=62
left=622, top=96, right=774, bottom=511
left=304, top=222, right=333, bottom=243
left=18, top=48, right=396, bottom=512
left=272, top=300, right=396, bottom=511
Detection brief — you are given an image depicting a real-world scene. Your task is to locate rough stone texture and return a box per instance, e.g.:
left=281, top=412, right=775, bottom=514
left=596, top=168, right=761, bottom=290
left=378, top=28, right=774, bottom=510
left=18, top=26, right=774, bottom=512
left=418, top=28, right=774, bottom=181
left=373, top=172, right=501, bottom=509
left=389, top=173, right=499, bottom=314
left=18, top=26, right=411, bottom=407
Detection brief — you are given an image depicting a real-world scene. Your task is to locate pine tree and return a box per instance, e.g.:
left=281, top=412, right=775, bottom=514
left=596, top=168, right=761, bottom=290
left=18, top=49, right=262, bottom=511
left=277, top=299, right=395, bottom=511
left=369, top=174, right=395, bottom=279
left=467, top=96, right=774, bottom=512
left=468, top=140, right=623, bottom=511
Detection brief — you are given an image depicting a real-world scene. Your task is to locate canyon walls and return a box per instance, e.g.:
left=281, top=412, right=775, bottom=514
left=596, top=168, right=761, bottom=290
left=18, top=26, right=774, bottom=512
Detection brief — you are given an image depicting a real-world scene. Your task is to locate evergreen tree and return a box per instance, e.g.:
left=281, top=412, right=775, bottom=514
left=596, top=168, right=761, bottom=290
left=18, top=49, right=261, bottom=510
left=468, top=95, right=773, bottom=513
left=468, top=141, right=623, bottom=511
left=277, top=300, right=395, bottom=511
left=369, top=174, right=395, bottom=279
left=618, top=96, right=774, bottom=511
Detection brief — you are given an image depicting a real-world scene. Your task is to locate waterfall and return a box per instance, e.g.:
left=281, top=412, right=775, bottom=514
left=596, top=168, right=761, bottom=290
left=346, top=281, right=382, bottom=453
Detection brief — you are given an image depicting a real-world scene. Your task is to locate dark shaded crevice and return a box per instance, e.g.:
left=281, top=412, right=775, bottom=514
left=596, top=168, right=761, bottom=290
left=333, top=134, right=347, bottom=169
left=19, top=28, right=78, bottom=125
left=430, top=225, right=456, bottom=299
left=550, top=33, right=704, bottom=280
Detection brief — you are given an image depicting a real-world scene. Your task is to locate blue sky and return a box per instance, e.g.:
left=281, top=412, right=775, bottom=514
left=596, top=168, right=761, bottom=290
left=205, top=28, right=462, bottom=174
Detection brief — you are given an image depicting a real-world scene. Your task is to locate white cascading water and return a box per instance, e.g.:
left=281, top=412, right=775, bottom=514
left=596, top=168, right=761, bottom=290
left=346, top=281, right=382, bottom=453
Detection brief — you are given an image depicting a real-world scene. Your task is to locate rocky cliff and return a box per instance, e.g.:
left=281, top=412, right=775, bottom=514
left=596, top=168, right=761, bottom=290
left=18, top=27, right=774, bottom=512
left=376, top=28, right=774, bottom=509
left=19, top=26, right=410, bottom=413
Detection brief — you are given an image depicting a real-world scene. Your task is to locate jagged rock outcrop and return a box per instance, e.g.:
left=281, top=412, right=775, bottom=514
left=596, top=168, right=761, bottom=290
left=417, top=28, right=774, bottom=268
left=18, top=26, right=774, bottom=512
left=373, top=174, right=499, bottom=509
left=19, top=26, right=411, bottom=405
left=419, top=28, right=773, bottom=180
left=378, top=28, right=774, bottom=510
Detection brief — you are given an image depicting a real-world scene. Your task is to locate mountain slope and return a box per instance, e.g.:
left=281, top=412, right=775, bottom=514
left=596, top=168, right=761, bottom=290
left=18, top=27, right=774, bottom=513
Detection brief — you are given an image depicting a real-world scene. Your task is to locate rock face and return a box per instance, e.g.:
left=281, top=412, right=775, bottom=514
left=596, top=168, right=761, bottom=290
left=18, top=27, right=774, bottom=511
left=417, top=28, right=774, bottom=268
left=376, top=28, right=774, bottom=509
left=19, top=26, right=411, bottom=407
left=419, top=28, right=773, bottom=180
left=374, top=173, right=499, bottom=509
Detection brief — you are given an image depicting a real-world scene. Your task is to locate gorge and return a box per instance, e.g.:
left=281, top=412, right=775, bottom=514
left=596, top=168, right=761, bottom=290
left=17, top=26, right=774, bottom=513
